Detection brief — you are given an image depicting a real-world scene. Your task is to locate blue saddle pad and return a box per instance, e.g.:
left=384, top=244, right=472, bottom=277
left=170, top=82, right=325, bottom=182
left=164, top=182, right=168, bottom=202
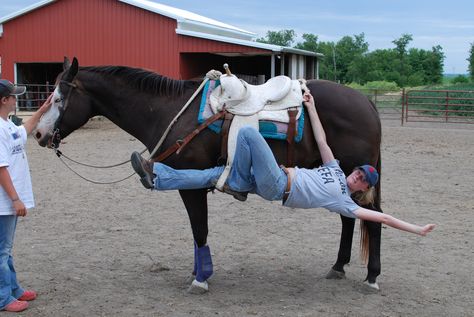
left=198, top=80, right=304, bottom=142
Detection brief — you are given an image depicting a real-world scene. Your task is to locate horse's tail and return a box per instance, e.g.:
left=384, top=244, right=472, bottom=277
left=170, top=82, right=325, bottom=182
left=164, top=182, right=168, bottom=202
left=359, top=148, right=382, bottom=263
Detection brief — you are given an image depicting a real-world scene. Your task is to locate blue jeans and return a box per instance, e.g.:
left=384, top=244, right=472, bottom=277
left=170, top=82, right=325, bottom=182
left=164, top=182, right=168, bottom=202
left=0, top=216, right=24, bottom=309
left=153, top=126, right=287, bottom=201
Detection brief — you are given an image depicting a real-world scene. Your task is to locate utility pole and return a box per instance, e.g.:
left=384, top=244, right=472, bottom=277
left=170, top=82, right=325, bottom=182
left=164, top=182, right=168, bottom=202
left=332, top=44, right=337, bottom=82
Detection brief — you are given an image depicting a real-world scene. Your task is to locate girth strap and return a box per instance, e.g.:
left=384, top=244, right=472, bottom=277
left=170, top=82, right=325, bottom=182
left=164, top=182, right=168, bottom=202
left=152, top=108, right=298, bottom=166
left=218, top=111, right=234, bottom=165
left=152, top=110, right=226, bottom=163
left=286, top=108, right=298, bottom=167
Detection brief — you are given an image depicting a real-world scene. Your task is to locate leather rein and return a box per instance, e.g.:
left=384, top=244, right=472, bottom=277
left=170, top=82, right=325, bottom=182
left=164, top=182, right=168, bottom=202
left=49, top=78, right=219, bottom=184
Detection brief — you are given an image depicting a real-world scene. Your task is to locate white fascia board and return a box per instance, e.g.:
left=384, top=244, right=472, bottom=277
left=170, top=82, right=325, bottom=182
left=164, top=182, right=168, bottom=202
left=0, top=0, right=56, bottom=24
left=282, top=47, right=323, bottom=57
left=177, top=19, right=254, bottom=41
left=176, top=29, right=321, bottom=57
left=176, top=29, right=279, bottom=52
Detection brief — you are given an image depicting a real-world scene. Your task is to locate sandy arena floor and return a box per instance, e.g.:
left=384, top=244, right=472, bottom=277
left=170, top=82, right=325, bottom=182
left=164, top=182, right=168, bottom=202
left=10, top=118, right=474, bottom=316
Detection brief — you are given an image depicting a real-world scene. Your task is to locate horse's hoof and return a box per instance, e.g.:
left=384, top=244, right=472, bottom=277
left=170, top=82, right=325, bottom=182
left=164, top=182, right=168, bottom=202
left=363, top=280, right=380, bottom=291
left=325, top=268, right=346, bottom=280
left=187, top=279, right=209, bottom=294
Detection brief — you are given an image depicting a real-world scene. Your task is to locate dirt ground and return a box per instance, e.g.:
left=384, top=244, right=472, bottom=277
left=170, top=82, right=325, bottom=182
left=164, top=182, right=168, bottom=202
left=9, top=118, right=473, bottom=317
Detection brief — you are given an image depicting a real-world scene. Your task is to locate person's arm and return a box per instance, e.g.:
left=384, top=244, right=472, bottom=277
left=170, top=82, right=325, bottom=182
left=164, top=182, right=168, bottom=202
left=353, top=207, right=435, bottom=236
left=303, top=91, right=335, bottom=164
left=23, top=94, right=53, bottom=135
left=0, top=167, right=27, bottom=216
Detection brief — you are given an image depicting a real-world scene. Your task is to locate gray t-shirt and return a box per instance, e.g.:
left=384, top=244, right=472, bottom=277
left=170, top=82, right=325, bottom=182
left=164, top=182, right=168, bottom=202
left=283, top=160, right=359, bottom=218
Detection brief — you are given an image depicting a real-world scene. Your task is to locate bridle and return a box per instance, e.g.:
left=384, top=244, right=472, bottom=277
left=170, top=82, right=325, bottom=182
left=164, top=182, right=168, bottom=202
left=51, top=80, right=77, bottom=149
left=47, top=78, right=141, bottom=184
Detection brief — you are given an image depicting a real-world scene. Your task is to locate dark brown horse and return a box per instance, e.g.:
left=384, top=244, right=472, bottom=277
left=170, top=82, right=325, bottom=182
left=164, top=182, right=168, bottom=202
left=35, top=58, right=383, bottom=292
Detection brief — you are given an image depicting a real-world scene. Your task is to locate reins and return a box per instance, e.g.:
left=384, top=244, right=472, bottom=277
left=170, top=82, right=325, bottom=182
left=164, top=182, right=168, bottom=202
left=51, top=73, right=215, bottom=185
left=53, top=148, right=146, bottom=169
left=55, top=153, right=136, bottom=185
left=147, top=77, right=209, bottom=159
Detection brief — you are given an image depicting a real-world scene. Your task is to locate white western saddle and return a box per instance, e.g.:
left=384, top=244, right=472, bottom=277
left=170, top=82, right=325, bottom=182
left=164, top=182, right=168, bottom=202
left=209, top=65, right=308, bottom=190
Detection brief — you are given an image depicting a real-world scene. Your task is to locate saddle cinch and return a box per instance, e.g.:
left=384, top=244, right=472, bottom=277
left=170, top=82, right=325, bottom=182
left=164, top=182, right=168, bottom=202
left=210, top=65, right=307, bottom=191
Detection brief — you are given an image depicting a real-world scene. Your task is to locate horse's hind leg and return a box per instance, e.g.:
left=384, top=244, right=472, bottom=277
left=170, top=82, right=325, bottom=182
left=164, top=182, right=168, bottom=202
left=326, top=215, right=355, bottom=279
left=179, top=189, right=213, bottom=293
left=327, top=216, right=381, bottom=291
left=364, top=220, right=381, bottom=290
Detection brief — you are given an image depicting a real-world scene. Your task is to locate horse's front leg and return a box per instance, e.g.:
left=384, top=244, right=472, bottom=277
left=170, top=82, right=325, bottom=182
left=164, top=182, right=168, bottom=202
left=179, top=189, right=213, bottom=294
left=326, top=215, right=355, bottom=279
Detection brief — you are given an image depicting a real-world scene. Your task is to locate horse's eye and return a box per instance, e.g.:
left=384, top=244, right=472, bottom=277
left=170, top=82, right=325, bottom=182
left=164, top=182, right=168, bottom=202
left=55, top=98, right=63, bottom=103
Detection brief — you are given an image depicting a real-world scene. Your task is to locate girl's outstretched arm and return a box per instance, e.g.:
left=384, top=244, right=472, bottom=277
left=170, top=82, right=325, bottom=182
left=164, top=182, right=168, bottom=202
left=303, top=92, right=335, bottom=164
left=353, top=207, right=435, bottom=236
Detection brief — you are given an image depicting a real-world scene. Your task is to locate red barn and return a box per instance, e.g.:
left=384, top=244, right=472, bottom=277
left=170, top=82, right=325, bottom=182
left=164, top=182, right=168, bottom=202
left=0, top=0, right=320, bottom=96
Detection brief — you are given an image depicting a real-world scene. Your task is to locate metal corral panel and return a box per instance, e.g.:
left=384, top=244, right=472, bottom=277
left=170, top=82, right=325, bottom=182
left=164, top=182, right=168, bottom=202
left=0, top=0, right=272, bottom=80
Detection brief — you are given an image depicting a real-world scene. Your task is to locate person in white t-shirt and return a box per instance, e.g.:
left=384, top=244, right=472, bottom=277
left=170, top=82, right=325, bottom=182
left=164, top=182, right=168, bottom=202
left=0, top=79, right=51, bottom=313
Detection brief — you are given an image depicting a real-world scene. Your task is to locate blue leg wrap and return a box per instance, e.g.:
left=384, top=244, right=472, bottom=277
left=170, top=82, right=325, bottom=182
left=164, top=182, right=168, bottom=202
left=195, top=245, right=213, bottom=282
left=192, top=241, right=198, bottom=276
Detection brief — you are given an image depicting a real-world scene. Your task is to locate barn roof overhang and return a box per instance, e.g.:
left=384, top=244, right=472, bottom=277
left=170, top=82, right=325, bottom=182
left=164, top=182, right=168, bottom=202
left=176, top=29, right=323, bottom=58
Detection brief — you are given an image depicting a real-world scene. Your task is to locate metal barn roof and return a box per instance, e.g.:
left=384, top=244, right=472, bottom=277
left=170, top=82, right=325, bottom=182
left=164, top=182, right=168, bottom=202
left=0, top=0, right=320, bottom=57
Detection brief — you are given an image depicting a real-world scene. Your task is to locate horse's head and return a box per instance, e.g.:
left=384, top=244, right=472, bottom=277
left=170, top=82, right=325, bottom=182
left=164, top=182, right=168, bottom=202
left=35, top=57, right=93, bottom=148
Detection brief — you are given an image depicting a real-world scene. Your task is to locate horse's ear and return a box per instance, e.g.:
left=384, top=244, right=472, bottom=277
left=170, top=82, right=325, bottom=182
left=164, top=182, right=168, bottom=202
left=63, top=57, right=79, bottom=82
left=63, top=57, right=70, bottom=70
left=71, top=57, right=78, bottom=71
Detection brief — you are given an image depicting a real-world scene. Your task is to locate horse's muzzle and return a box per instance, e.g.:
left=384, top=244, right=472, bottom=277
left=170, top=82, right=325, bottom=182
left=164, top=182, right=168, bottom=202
left=35, top=131, right=53, bottom=148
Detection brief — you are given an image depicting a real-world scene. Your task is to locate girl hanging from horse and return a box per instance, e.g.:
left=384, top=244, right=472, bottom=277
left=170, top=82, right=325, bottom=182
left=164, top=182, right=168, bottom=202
left=131, top=91, right=436, bottom=238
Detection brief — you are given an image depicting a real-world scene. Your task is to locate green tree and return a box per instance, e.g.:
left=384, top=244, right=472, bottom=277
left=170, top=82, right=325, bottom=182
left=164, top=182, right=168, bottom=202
left=296, top=33, right=369, bottom=83
left=316, top=41, right=338, bottom=81
left=336, top=33, right=369, bottom=83
left=363, top=49, right=400, bottom=83
left=294, top=33, right=319, bottom=52
left=423, top=45, right=445, bottom=84
left=392, top=34, right=413, bottom=57
left=295, top=35, right=337, bottom=81
left=392, top=34, right=413, bottom=86
left=257, top=29, right=296, bottom=46
left=468, top=42, right=474, bottom=82
left=452, top=75, right=469, bottom=84
left=294, top=33, right=337, bottom=81
left=407, top=46, right=444, bottom=85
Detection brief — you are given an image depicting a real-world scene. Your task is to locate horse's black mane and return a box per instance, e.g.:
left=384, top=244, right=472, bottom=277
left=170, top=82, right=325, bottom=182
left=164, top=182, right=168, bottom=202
left=81, top=65, right=188, bottom=96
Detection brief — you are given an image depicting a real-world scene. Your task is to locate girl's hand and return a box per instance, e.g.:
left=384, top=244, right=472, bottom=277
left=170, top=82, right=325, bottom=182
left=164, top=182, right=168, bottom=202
left=37, top=94, right=53, bottom=115
left=13, top=199, right=27, bottom=217
left=419, top=224, right=435, bottom=236
left=303, top=91, right=315, bottom=108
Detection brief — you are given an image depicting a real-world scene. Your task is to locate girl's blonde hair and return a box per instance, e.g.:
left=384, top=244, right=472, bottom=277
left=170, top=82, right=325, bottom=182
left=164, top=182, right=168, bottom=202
left=352, top=187, right=375, bottom=206
left=352, top=187, right=376, bottom=263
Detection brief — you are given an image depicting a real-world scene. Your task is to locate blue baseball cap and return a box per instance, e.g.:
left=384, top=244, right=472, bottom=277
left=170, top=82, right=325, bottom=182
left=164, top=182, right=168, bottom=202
left=0, top=79, right=26, bottom=98
left=357, top=165, right=379, bottom=187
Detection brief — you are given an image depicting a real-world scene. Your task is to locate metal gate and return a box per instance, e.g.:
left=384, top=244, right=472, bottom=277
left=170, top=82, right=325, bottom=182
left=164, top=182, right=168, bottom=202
left=16, top=84, right=55, bottom=112
left=357, top=88, right=404, bottom=123
left=403, top=89, right=474, bottom=124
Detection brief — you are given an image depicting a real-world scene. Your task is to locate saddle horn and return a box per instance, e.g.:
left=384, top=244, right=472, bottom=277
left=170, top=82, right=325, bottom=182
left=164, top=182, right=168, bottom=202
left=223, top=63, right=232, bottom=76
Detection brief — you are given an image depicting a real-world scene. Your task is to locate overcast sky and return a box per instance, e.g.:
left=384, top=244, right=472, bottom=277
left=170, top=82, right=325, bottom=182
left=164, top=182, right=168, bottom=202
left=1, top=0, right=473, bottom=74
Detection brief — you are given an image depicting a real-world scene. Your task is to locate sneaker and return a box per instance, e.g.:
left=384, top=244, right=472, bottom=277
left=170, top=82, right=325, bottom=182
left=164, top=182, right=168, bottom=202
left=3, top=300, right=28, bottom=312
left=18, top=290, right=37, bottom=301
left=130, top=151, right=155, bottom=189
left=221, top=184, right=248, bottom=202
